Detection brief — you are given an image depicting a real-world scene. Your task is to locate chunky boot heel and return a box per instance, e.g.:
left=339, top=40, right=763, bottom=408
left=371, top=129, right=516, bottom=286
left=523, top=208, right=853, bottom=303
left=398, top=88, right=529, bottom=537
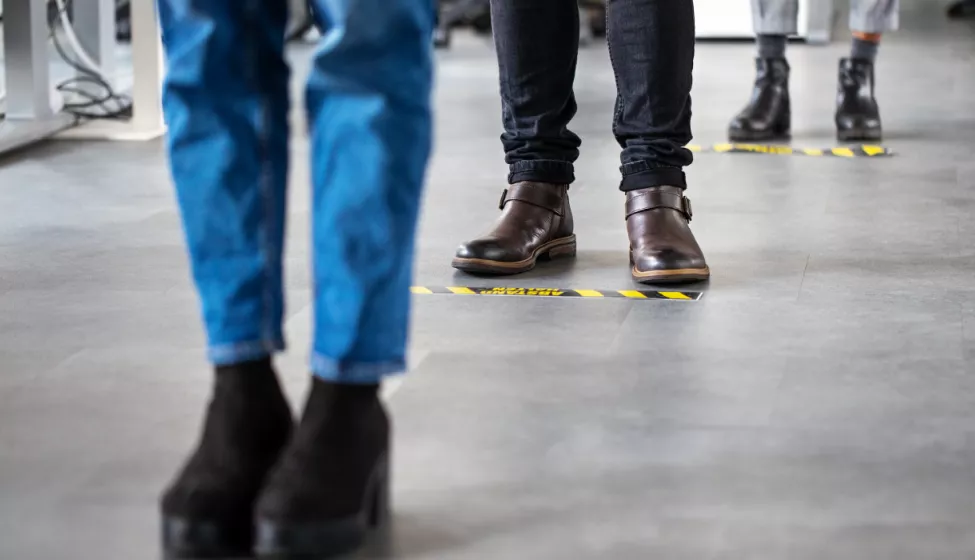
left=772, top=114, right=792, bottom=139
left=367, top=455, right=391, bottom=528
left=728, top=58, right=792, bottom=142
left=160, top=358, right=293, bottom=559
left=256, top=455, right=389, bottom=558
left=537, top=235, right=577, bottom=262
left=255, top=379, right=390, bottom=559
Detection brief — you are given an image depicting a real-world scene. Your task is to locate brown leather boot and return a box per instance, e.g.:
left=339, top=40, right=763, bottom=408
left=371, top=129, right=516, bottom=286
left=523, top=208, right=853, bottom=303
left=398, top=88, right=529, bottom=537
left=626, top=186, right=709, bottom=284
left=452, top=182, right=575, bottom=275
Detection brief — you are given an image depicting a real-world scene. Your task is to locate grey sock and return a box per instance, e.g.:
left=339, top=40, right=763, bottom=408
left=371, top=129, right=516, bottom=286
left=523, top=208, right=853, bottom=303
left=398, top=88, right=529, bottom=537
left=851, top=37, right=880, bottom=61
left=757, top=34, right=787, bottom=59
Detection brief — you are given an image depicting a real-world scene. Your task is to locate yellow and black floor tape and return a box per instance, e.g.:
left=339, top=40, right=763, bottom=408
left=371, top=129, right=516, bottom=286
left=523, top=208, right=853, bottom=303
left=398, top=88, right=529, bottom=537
left=688, top=143, right=892, bottom=158
left=411, top=286, right=701, bottom=300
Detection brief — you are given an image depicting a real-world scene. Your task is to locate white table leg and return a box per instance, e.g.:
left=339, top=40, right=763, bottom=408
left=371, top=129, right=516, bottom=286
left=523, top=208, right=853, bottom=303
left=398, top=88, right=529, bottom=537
left=0, top=0, right=76, bottom=154
left=59, top=0, right=166, bottom=141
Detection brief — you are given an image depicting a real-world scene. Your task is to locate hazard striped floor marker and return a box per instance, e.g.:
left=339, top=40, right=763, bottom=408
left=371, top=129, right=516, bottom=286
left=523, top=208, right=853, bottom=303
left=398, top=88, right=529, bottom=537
left=411, top=286, right=701, bottom=300
left=688, top=143, right=892, bottom=157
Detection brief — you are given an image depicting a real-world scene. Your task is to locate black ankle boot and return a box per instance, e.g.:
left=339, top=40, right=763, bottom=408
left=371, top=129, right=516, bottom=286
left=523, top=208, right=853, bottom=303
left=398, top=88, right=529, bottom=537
left=255, top=378, right=389, bottom=559
left=728, top=58, right=791, bottom=142
left=161, top=358, right=293, bottom=559
left=835, top=57, right=882, bottom=142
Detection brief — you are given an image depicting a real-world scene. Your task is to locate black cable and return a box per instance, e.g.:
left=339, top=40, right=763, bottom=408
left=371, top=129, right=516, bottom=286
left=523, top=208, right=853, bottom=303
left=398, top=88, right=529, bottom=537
left=49, top=7, right=133, bottom=121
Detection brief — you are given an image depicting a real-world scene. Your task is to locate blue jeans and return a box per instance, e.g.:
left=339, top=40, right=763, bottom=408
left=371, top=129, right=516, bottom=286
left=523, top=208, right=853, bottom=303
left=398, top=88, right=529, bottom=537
left=158, top=0, right=434, bottom=383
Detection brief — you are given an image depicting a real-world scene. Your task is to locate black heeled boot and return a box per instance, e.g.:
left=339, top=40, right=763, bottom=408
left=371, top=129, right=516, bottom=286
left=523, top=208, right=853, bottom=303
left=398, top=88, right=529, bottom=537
left=161, top=358, right=294, bottom=558
left=728, top=58, right=791, bottom=142
left=835, top=58, right=882, bottom=142
left=255, top=378, right=389, bottom=559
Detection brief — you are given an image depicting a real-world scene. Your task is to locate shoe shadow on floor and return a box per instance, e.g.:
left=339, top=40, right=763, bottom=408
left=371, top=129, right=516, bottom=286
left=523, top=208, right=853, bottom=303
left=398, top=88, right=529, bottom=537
left=450, top=249, right=712, bottom=291
left=199, top=514, right=468, bottom=559
left=783, top=129, right=927, bottom=143
left=356, top=467, right=682, bottom=559
left=352, top=514, right=475, bottom=558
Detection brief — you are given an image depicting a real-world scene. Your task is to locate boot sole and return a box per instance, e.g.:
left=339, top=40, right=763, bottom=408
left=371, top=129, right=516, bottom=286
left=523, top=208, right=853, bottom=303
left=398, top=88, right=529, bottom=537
left=254, top=455, right=390, bottom=559
left=631, top=266, right=711, bottom=285
left=254, top=517, right=368, bottom=559
left=837, top=128, right=882, bottom=142
left=161, top=516, right=253, bottom=559
left=451, top=235, right=577, bottom=275
left=728, top=129, right=791, bottom=142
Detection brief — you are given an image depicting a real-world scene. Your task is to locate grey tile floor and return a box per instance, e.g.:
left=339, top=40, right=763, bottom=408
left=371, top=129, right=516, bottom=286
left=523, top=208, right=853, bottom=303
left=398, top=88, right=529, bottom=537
left=2, top=2, right=975, bottom=559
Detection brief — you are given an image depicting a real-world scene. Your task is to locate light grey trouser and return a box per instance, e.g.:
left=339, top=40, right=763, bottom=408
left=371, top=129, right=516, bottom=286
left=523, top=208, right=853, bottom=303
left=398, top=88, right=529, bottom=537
left=752, top=0, right=899, bottom=34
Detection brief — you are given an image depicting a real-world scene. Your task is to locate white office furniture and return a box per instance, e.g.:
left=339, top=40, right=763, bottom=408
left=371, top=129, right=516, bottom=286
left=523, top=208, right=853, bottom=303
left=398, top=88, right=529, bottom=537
left=0, top=0, right=165, bottom=156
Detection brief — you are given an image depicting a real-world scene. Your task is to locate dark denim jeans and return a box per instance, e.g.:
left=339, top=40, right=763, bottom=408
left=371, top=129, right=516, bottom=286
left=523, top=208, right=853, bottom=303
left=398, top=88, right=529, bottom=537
left=490, top=0, right=696, bottom=191
left=158, top=0, right=434, bottom=383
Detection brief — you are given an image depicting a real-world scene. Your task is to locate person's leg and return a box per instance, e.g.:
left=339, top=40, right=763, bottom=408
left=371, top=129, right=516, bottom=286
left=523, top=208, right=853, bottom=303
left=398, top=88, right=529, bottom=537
left=606, top=0, right=708, bottom=284
left=254, top=0, right=434, bottom=556
left=452, top=0, right=579, bottom=275
left=848, top=0, right=899, bottom=62
left=850, top=0, right=900, bottom=36
left=493, top=0, right=580, bottom=185
left=157, top=0, right=293, bottom=557
left=728, top=0, right=797, bottom=141
left=751, top=0, right=799, bottom=35
left=837, top=0, right=899, bottom=141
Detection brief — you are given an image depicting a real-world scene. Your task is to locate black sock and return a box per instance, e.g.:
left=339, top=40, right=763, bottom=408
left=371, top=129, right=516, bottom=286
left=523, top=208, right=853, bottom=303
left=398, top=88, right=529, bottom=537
left=757, top=34, right=787, bottom=59
left=851, top=37, right=880, bottom=62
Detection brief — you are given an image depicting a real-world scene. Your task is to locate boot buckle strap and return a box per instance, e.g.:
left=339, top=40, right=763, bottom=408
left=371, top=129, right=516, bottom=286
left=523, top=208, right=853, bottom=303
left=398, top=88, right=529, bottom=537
left=499, top=184, right=565, bottom=216
left=625, top=191, right=693, bottom=222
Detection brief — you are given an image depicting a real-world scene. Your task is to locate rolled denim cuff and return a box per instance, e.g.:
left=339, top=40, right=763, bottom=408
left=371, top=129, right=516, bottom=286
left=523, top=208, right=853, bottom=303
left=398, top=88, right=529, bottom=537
left=619, top=162, right=687, bottom=192
left=752, top=0, right=799, bottom=35
left=507, top=159, right=575, bottom=185
left=850, top=1, right=899, bottom=33
left=208, top=339, right=286, bottom=366
left=311, top=354, right=407, bottom=384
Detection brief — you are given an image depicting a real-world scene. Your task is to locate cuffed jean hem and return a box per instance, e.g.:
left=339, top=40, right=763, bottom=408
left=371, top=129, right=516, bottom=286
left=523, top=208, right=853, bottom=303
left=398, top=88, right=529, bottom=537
left=311, top=354, right=407, bottom=384
left=507, top=159, right=575, bottom=185
left=208, top=339, right=286, bottom=366
left=850, top=13, right=899, bottom=33
left=619, top=163, right=687, bottom=192
left=754, top=22, right=799, bottom=35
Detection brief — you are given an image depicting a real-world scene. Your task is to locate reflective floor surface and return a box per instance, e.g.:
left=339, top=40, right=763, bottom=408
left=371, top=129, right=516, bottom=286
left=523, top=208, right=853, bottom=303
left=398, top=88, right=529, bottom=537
left=1, top=2, right=974, bottom=558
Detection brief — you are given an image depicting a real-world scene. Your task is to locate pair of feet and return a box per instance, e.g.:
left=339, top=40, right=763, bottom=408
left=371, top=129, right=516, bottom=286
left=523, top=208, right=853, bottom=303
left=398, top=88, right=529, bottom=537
left=451, top=183, right=710, bottom=285
left=729, top=57, right=882, bottom=143
left=161, top=359, right=389, bottom=559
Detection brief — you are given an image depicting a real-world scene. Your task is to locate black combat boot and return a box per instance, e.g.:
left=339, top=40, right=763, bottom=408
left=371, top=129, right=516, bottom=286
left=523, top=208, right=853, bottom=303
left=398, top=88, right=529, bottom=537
left=835, top=57, right=882, bottom=142
left=728, top=58, right=791, bottom=142
left=161, top=358, right=294, bottom=558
